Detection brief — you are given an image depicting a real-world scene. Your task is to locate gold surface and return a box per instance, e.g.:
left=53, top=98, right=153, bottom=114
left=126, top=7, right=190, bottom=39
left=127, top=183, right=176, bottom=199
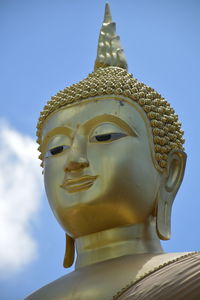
left=115, top=252, right=200, bottom=300
left=94, top=3, right=128, bottom=71
left=25, top=3, right=190, bottom=300
left=36, top=5, right=184, bottom=172
left=36, top=67, right=184, bottom=171
left=25, top=252, right=191, bottom=300
left=42, top=99, right=163, bottom=239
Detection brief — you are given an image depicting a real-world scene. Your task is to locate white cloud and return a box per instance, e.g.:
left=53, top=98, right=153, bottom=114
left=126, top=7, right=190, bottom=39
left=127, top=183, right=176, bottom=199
left=0, top=121, right=43, bottom=278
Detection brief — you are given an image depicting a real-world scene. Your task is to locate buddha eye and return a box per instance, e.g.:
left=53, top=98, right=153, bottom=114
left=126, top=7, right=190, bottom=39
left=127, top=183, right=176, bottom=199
left=91, top=132, right=127, bottom=143
left=45, top=145, right=69, bottom=158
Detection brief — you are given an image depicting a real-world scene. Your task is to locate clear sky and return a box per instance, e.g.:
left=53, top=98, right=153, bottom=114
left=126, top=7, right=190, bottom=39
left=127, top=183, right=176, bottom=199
left=0, top=1, right=200, bottom=299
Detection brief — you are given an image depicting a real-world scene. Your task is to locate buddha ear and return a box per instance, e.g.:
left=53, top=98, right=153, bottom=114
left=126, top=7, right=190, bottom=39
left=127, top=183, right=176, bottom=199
left=156, top=149, right=187, bottom=240
left=63, top=234, right=75, bottom=268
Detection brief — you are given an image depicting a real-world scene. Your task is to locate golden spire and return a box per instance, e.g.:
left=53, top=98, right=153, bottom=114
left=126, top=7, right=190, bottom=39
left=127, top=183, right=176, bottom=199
left=94, top=3, right=128, bottom=71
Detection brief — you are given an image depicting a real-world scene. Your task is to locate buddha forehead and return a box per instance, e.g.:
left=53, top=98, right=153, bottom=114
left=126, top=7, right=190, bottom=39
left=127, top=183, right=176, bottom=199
left=42, top=96, right=152, bottom=142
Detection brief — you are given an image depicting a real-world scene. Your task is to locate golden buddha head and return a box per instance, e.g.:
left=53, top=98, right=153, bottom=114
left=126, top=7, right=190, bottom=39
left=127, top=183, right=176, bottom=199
left=37, top=4, right=186, bottom=266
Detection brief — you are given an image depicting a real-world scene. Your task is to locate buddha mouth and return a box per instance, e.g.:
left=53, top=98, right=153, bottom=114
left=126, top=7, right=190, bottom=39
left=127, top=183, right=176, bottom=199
left=60, top=175, right=98, bottom=193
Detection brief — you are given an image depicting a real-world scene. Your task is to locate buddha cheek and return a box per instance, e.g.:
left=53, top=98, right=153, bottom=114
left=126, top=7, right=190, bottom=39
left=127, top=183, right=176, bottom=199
left=96, top=139, right=159, bottom=222
left=124, top=160, right=159, bottom=221
left=44, top=156, right=66, bottom=210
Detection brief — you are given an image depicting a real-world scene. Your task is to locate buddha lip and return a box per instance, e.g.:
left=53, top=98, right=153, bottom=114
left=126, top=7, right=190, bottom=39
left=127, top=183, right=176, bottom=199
left=60, top=175, right=98, bottom=193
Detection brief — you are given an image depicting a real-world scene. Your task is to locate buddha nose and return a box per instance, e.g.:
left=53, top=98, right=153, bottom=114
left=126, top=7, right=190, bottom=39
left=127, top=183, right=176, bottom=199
left=64, top=135, right=89, bottom=172
left=64, top=157, right=89, bottom=172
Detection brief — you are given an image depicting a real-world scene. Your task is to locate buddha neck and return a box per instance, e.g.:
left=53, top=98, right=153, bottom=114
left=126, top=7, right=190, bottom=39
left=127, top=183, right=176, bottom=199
left=75, top=217, right=163, bottom=269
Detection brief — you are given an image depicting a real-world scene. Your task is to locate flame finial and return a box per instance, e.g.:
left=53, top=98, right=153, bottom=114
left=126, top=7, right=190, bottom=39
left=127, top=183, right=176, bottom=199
left=94, top=3, right=128, bottom=71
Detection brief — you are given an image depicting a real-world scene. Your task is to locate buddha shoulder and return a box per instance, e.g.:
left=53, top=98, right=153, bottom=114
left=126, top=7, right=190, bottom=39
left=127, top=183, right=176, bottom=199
left=24, top=252, right=199, bottom=300
left=24, top=270, right=85, bottom=300
left=115, top=251, right=200, bottom=300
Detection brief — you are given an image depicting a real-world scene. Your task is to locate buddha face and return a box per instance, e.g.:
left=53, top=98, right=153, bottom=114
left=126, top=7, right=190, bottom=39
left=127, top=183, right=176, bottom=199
left=41, top=97, right=162, bottom=238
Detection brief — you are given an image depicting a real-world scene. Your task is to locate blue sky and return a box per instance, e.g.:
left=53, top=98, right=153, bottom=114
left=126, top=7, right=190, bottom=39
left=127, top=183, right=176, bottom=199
left=0, top=1, right=200, bottom=299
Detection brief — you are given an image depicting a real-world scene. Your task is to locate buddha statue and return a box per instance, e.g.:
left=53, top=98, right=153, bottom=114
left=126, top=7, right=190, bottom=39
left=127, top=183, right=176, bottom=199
left=25, top=4, right=200, bottom=300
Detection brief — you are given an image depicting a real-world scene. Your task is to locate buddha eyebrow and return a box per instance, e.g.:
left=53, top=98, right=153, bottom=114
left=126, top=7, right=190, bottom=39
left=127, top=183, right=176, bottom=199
left=41, top=127, right=73, bottom=153
left=43, top=126, right=73, bottom=140
left=83, top=114, right=138, bottom=136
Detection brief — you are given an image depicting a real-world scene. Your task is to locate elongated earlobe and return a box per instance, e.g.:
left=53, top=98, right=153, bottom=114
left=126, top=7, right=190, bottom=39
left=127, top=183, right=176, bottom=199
left=156, top=190, right=172, bottom=240
left=63, top=234, right=75, bottom=268
left=156, top=150, right=187, bottom=240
